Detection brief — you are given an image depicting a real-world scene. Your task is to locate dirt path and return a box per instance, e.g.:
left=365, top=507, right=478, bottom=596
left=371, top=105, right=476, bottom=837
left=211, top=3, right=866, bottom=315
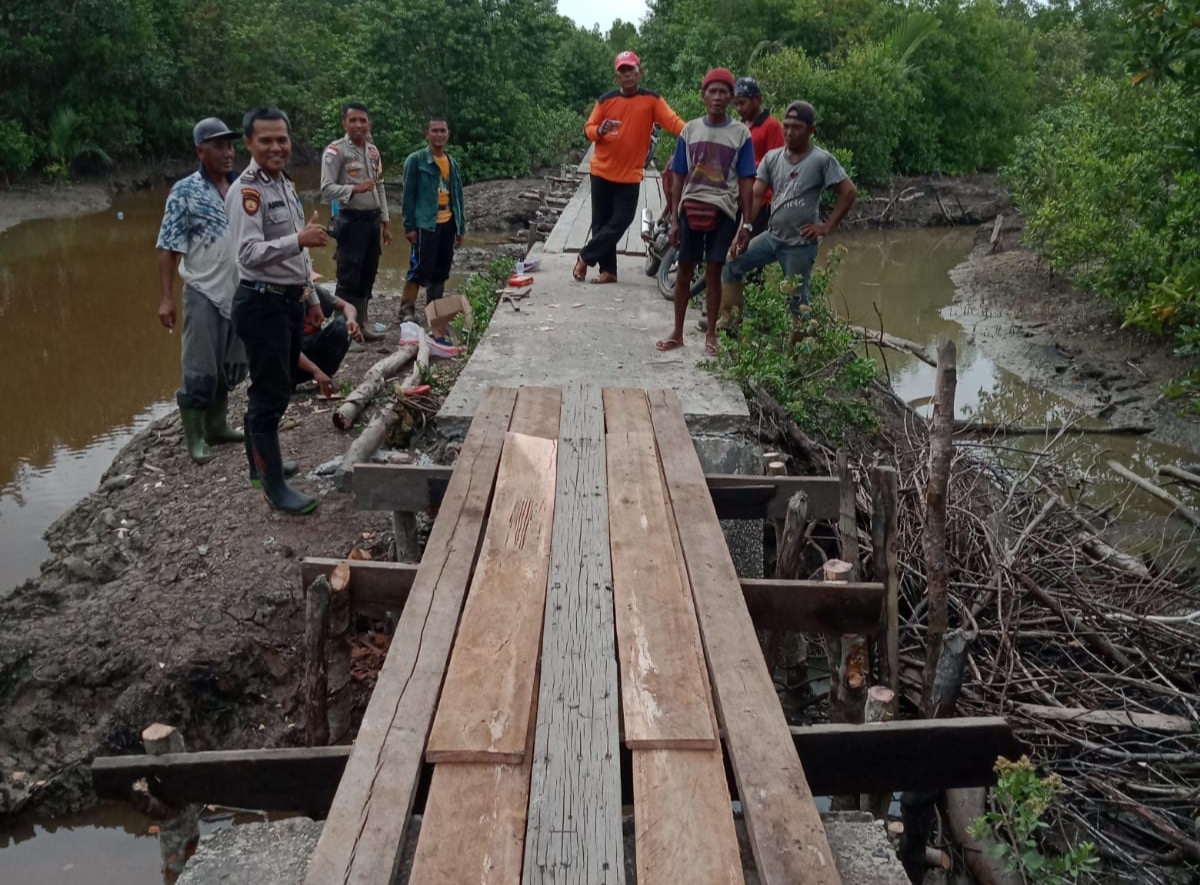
left=950, top=217, right=1200, bottom=455
left=0, top=185, right=112, bottom=235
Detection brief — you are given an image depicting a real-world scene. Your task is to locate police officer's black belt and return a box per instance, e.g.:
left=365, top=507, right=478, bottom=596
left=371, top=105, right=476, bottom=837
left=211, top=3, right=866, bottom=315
left=240, top=280, right=307, bottom=300
left=338, top=208, right=381, bottom=218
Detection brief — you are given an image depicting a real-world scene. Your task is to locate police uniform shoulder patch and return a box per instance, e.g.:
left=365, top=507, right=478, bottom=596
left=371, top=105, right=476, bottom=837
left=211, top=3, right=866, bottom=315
left=241, top=188, right=261, bottom=216
left=324, top=144, right=339, bottom=165
left=239, top=167, right=257, bottom=183
left=367, top=145, right=379, bottom=160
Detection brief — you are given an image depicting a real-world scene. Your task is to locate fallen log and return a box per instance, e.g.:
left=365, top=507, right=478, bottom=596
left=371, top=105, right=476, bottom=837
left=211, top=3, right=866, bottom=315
left=1031, top=479, right=1150, bottom=578
left=1159, top=464, right=1200, bottom=491
left=848, top=324, right=936, bottom=367
left=1108, top=460, right=1200, bottom=529
left=1013, top=704, right=1194, bottom=734
left=333, top=332, right=430, bottom=491
left=955, top=420, right=1153, bottom=437
left=333, top=343, right=418, bottom=431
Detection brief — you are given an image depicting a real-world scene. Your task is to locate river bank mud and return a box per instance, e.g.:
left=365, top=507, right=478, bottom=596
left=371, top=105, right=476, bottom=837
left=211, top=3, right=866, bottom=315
left=950, top=216, right=1200, bottom=455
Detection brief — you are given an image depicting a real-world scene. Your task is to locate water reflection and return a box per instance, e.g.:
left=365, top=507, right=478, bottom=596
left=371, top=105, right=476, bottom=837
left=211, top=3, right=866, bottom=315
left=0, top=804, right=279, bottom=885
left=827, top=228, right=1200, bottom=558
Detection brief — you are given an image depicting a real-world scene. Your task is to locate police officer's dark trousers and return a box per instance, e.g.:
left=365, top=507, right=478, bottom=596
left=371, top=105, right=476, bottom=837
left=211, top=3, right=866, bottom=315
left=335, top=209, right=381, bottom=322
left=232, top=283, right=316, bottom=514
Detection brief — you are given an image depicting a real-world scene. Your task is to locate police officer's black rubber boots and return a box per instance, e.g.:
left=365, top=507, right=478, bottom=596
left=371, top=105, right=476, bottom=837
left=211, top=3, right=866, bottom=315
left=180, top=408, right=216, bottom=464
left=204, top=392, right=245, bottom=444
left=244, top=436, right=299, bottom=489
left=250, top=432, right=317, bottom=514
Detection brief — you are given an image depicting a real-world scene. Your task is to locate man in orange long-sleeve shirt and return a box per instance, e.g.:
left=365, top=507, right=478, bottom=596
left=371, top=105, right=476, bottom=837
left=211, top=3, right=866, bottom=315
left=574, top=50, right=685, bottom=284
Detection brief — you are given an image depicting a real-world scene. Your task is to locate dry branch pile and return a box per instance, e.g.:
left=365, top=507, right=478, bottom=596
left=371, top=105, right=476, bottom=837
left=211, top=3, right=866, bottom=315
left=752, top=384, right=1200, bottom=883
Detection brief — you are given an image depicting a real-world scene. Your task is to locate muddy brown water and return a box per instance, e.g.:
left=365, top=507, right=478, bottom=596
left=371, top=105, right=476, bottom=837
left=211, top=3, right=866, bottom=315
left=0, top=197, right=1196, bottom=882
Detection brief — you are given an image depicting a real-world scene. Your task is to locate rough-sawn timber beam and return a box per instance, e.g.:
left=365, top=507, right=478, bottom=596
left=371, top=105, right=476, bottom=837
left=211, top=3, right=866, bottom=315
left=300, top=558, right=885, bottom=635
left=91, top=717, right=1017, bottom=812
left=352, top=463, right=841, bottom=521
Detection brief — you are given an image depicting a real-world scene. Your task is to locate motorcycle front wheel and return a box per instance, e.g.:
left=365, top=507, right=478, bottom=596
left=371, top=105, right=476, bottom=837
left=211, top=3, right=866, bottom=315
left=657, top=246, right=707, bottom=302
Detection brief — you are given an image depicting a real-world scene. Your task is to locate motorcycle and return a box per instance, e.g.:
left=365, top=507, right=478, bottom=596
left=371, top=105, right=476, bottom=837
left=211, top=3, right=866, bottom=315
left=641, top=207, right=707, bottom=302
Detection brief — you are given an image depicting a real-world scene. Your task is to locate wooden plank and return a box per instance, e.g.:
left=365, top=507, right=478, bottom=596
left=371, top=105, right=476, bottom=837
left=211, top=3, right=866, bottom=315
left=91, top=747, right=349, bottom=813
left=511, top=386, right=563, bottom=440
left=706, top=474, right=840, bottom=521
left=426, top=431, right=558, bottom=763
left=304, top=387, right=518, bottom=885
left=607, top=431, right=716, bottom=750
left=647, top=388, right=841, bottom=885
left=300, top=558, right=415, bottom=614
left=353, top=463, right=448, bottom=512
left=544, top=185, right=590, bottom=253
left=1013, top=703, right=1194, bottom=733
left=299, top=559, right=881, bottom=634
left=563, top=189, right=594, bottom=254
left=410, top=692, right=540, bottom=885
left=91, top=717, right=1016, bottom=815
left=633, top=749, right=744, bottom=885
left=741, top=579, right=884, bottom=634
left=543, top=184, right=589, bottom=254
left=790, top=717, right=1021, bottom=795
left=522, top=384, right=625, bottom=885
left=354, top=463, right=838, bottom=521
left=601, top=387, right=652, bottom=433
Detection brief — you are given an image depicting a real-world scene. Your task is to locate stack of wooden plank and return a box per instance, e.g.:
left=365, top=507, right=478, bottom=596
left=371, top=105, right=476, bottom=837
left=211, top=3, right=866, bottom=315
left=306, top=385, right=840, bottom=885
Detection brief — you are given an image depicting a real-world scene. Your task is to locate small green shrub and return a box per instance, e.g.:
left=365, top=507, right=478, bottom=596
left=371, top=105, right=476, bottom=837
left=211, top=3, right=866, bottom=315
left=0, top=119, right=35, bottom=185
left=968, top=756, right=1099, bottom=885
left=711, top=248, right=879, bottom=440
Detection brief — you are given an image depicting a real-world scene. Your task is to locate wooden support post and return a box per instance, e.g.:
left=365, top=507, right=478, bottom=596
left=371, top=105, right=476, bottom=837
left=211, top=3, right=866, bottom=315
left=862, top=685, right=896, bottom=819
left=871, top=466, right=900, bottom=699
left=822, top=560, right=866, bottom=810
left=762, top=460, right=794, bottom=677
left=305, top=575, right=331, bottom=747
left=767, top=491, right=811, bottom=680
left=922, top=338, right=956, bottom=716
left=327, top=565, right=352, bottom=744
left=391, top=510, right=420, bottom=562
left=142, top=724, right=200, bottom=879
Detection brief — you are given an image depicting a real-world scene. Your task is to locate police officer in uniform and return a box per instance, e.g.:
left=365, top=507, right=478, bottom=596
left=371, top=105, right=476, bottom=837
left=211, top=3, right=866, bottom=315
left=227, top=107, right=329, bottom=514
left=320, top=102, right=391, bottom=336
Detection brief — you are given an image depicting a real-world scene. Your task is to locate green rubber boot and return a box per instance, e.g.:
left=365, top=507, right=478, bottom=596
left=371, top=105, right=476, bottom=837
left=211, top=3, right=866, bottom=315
left=180, top=408, right=216, bottom=464
left=204, top=393, right=245, bottom=444
left=245, top=436, right=298, bottom=489
left=250, top=432, right=316, bottom=514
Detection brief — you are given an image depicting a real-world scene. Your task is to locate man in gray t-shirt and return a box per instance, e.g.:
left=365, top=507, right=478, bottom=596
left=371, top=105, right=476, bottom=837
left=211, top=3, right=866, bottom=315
left=722, top=101, right=857, bottom=327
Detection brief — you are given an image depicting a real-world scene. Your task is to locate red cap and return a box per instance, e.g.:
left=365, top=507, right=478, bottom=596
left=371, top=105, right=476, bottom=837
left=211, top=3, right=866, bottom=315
left=614, top=50, right=640, bottom=71
left=701, top=67, right=736, bottom=92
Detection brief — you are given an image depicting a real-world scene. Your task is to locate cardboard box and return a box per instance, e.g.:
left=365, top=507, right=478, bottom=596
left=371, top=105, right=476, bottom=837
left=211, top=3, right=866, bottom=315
left=425, top=294, right=473, bottom=341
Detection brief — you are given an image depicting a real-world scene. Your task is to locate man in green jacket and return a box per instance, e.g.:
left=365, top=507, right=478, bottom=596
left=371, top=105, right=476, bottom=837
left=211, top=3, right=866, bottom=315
left=400, top=116, right=465, bottom=323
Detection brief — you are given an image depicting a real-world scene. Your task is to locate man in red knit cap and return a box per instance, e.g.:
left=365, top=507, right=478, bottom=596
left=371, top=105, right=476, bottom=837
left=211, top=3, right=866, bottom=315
left=656, top=67, right=756, bottom=357
left=575, top=50, right=685, bottom=284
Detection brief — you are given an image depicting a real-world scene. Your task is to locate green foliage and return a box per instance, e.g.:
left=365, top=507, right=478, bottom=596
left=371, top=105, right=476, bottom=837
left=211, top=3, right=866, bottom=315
left=1005, top=77, right=1200, bottom=356
left=710, top=249, right=879, bottom=439
left=968, top=756, right=1100, bottom=884
left=753, top=44, right=916, bottom=184
left=0, top=119, right=35, bottom=184
left=1122, top=0, right=1200, bottom=90
left=45, top=106, right=112, bottom=181
left=454, top=257, right=515, bottom=353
